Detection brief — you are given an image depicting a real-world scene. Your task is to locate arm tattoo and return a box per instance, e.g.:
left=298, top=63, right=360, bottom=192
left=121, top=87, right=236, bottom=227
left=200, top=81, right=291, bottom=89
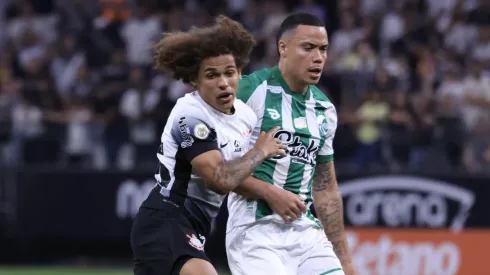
left=312, top=161, right=333, bottom=192
left=312, top=162, right=351, bottom=261
left=213, top=148, right=265, bottom=190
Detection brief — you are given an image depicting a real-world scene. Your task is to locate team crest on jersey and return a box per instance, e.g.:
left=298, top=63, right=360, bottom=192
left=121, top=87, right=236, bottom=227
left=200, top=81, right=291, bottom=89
left=193, top=123, right=209, bottom=139
left=273, top=130, right=319, bottom=165
left=186, top=234, right=205, bottom=251
left=317, top=115, right=328, bottom=136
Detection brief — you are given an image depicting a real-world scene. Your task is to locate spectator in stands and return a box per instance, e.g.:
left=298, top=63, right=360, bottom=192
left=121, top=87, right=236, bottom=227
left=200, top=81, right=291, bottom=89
left=409, top=93, right=435, bottom=170
left=120, top=5, right=160, bottom=67
left=463, top=116, right=490, bottom=173
left=387, top=92, right=413, bottom=168
left=461, top=61, right=490, bottom=131
left=354, top=90, right=389, bottom=169
left=436, top=70, right=467, bottom=169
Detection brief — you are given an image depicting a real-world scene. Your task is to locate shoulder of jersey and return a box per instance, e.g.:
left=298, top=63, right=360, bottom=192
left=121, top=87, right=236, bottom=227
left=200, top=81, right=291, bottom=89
left=173, top=93, right=205, bottom=117
left=310, top=86, right=335, bottom=109
left=243, top=67, right=275, bottom=85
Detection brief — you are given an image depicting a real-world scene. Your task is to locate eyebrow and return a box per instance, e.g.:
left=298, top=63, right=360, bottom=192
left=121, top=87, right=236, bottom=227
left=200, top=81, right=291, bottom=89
left=300, top=41, right=329, bottom=48
left=204, top=65, right=237, bottom=72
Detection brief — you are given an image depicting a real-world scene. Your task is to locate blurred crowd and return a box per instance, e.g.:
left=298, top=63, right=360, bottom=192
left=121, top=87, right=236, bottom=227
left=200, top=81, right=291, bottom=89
left=0, top=0, right=489, bottom=174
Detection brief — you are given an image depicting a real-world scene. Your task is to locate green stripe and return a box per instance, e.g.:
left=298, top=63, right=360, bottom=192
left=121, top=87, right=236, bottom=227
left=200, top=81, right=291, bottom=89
left=317, top=154, right=334, bottom=163
left=254, top=87, right=283, bottom=220
left=319, top=268, right=343, bottom=275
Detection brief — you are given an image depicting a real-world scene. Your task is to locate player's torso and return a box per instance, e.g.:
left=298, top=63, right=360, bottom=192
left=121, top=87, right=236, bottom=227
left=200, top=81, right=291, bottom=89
left=252, top=79, right=329, bottom=195
left=184, top=93, right=255, bottom=208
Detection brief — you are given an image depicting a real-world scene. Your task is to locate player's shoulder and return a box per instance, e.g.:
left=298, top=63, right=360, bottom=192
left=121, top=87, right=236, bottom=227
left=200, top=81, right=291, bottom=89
left=238, top=67, right=275, bottom=103
left=234, top=98, right=258, bottom=125
left=172, top=93, right=211, bottom=121
left=310, top=86, right=335, bottom=111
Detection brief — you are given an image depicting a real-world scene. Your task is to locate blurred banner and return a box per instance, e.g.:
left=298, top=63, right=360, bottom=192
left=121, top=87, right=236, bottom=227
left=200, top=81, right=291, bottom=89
left=1, top=168, right=490, bottom=271
left=346, top=228, right=489, bottom=275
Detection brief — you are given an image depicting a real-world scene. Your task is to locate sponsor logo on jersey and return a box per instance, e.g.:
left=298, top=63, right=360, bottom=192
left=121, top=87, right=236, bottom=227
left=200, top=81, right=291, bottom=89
left=186, top=234, right=205, bottom=251
left=267, top=108, right=281, bottom=120
left=267, top=85, right=284, bottom=94
left=340, top=176, right=475, bottom=231
left=193, top=123, right=209, bottom=139
left=178, top=117, right=194, bottom=148
left=234, top=140, right=242, bottom=152
left=294, top=117, right=307, bottom=129
left=273, top=130, right=319, bottom=165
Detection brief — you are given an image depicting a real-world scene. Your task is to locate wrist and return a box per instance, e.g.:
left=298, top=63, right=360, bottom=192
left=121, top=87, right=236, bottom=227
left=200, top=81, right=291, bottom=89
left=261, top=182, right=276, bottom=201
left=252, top=147, right=267, bottom=160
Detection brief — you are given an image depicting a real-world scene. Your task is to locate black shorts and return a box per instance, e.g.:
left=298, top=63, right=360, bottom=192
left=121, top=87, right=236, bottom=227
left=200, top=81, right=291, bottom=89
left=130, top=204, right=210, bottom=275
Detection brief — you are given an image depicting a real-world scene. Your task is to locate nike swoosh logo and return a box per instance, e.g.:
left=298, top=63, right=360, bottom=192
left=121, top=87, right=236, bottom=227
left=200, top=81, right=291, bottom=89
left=220, top=141, right=229, bottom=148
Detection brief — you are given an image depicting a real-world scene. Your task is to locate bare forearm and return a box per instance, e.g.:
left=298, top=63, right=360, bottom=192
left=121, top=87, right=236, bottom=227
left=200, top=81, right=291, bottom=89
left=312, top=162, right=352, bottom=265
left=212, top=148, right=265, bottom=193
left=233, top=176, right=271, bottom=200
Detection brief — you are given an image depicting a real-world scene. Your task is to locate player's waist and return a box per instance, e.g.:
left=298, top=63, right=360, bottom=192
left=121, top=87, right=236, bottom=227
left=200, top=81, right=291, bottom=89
left=142, top=186, right=213, bottom=237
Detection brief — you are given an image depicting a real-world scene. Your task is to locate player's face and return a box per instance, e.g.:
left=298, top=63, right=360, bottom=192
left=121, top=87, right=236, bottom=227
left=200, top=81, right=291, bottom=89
left=195, top=54, right=240, bottom=114
left=282, top=25, right=328, bottom=85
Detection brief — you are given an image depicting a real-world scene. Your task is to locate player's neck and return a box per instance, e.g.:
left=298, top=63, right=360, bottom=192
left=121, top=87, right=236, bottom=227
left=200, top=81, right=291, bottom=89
left=278, top=63, right=308, bottom=95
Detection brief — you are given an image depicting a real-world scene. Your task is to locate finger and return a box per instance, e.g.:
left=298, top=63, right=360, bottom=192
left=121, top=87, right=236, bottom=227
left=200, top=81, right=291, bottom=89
left=276, top=149, right=287, bottom=156
left=289, top=205, right=302, bottom=218
left=286, top=211, right=298, bottom=221
left=279, top=144, right=288, bottom=150
left=274, top=138, right=282, bottom=143
left=280, top=214, right=290, bottom=223
left=267, top=126, right=280, bottom=135
left=296, top=200, right=307, bottom=213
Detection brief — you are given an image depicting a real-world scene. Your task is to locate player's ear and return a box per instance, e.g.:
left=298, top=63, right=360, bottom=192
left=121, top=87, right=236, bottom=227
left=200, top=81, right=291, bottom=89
left=190, top=80, right=197, bottom=88
left=278, top=40, right=287, bottom=57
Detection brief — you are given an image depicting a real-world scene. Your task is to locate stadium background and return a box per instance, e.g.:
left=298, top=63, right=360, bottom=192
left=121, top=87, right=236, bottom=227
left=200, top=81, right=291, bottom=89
left=0, top=0, right=489, bottom=274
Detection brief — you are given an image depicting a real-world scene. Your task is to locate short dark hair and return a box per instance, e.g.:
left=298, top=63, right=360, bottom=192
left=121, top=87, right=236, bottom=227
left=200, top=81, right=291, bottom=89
left=154, top=15, right=256, bottom=84
left=276, top=13, right=325, bottom=48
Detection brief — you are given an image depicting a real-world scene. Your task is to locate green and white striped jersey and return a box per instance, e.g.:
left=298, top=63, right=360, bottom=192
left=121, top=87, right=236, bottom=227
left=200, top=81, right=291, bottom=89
left=227, top=66, right=337, bottom=229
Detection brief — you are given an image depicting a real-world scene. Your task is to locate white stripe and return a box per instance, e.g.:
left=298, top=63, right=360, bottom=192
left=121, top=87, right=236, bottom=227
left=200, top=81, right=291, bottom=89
left=272, top=92, right=293, bottom=188
left=247, top=80, right=268, bottom=147
left=297, top=94, right=319, bottom=199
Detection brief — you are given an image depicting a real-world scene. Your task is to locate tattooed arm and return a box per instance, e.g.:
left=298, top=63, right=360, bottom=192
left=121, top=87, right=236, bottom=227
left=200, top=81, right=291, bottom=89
left=192, top=127, right=286, bottom=194
left=312, top=161, right=355, bottom=271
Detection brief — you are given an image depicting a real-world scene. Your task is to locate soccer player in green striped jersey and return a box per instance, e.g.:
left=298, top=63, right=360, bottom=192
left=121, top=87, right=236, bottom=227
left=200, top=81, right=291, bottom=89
left=226, top=13, right=358, bottom=275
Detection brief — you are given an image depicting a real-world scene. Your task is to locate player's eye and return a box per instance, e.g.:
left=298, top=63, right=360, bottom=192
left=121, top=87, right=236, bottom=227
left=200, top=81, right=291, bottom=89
left=225, top=70, right=235, bottom=77
left=207, top=73, right=216, bottom=79
left=320, top=46, right=328, bottom=52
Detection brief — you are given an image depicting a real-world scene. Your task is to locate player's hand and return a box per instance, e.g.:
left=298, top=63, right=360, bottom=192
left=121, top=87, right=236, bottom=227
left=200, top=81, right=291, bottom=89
left=263, top=185, right=307, bottom=223
left=254, top=126, right=287, bottom=159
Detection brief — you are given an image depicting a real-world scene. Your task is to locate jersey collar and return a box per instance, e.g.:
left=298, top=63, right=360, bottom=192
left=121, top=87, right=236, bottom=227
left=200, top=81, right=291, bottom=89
left=271, top=65, right=311, bottom=100
left=192, top=91, right=236, bottom=118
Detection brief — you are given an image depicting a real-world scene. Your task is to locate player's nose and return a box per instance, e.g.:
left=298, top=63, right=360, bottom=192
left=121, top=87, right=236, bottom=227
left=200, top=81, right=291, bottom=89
left=217, top=75, right=229, bottom=90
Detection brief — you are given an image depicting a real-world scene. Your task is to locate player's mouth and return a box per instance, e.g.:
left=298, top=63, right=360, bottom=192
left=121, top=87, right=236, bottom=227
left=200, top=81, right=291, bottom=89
left=217, top=92, right=233, bottom=104
left=307, top=67, right=322, bottom=78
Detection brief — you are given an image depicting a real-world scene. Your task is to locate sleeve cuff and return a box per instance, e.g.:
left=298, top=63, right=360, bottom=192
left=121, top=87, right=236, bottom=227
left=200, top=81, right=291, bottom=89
left=317, top=154, right=334, bottom=163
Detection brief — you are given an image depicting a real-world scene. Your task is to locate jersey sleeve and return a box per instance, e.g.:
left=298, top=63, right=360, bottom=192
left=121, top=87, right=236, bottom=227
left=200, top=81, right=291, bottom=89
left=170, top=114, right=219, bottom=163
left=237, top=75, right=256, bottom=104
left=317, top=105, right=338, bottom=163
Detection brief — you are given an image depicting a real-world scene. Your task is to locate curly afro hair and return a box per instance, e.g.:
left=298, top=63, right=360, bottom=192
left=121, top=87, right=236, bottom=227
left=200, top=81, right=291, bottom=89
left=154, top=15, right=257, bottom=84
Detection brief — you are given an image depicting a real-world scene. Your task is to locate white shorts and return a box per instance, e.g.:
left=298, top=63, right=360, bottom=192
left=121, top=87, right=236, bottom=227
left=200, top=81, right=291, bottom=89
left=226, top=221, right=344, bottom=275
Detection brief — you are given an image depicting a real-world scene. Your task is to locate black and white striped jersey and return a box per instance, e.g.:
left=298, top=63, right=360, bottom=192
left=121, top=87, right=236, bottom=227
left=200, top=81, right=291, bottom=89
left=141, top=91, right=257, bottom=235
